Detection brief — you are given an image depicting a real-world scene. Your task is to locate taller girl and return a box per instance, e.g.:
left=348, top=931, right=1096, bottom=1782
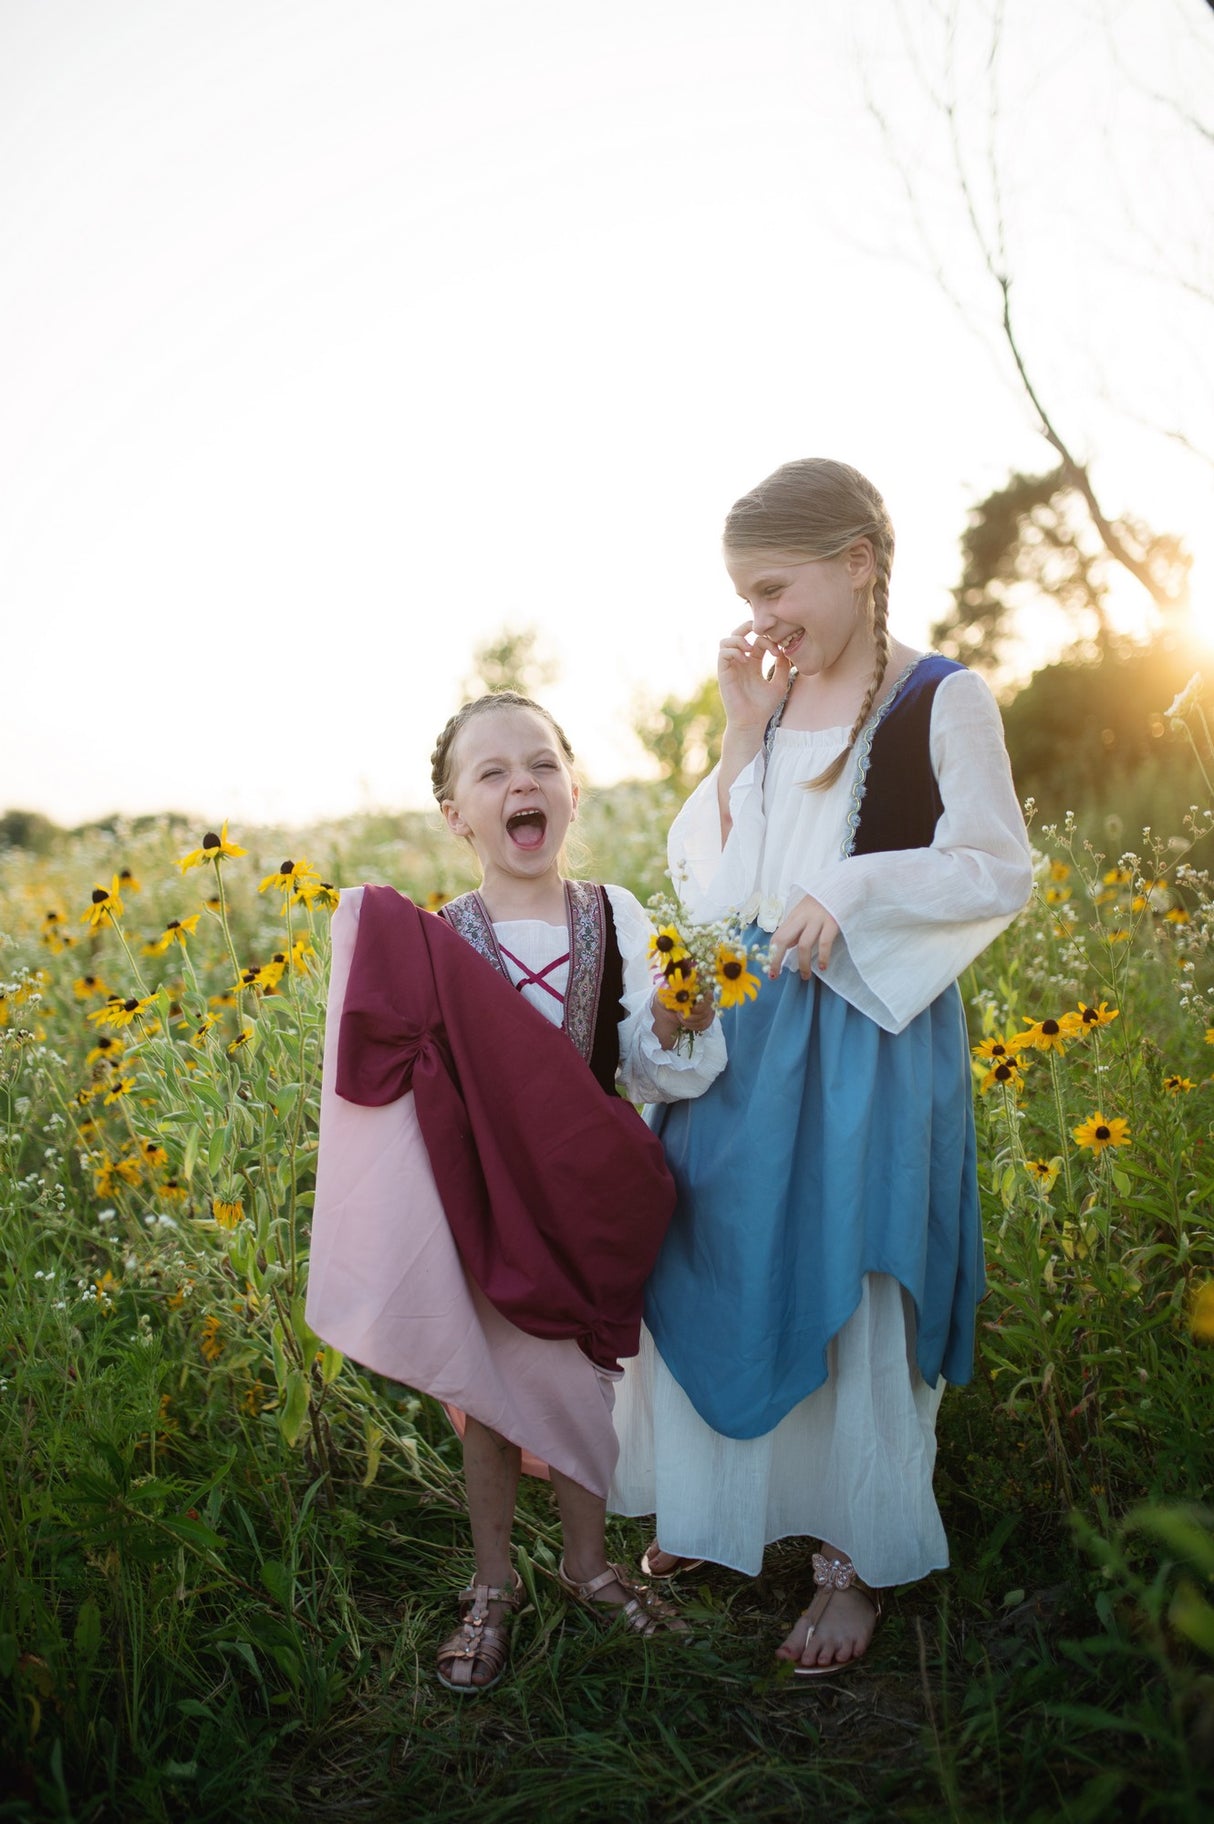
left=611, top=458, right=1033, bottom=1673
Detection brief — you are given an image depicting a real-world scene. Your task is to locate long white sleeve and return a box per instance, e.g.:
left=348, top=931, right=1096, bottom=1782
left=667, top=668, right=1032, bottom=1035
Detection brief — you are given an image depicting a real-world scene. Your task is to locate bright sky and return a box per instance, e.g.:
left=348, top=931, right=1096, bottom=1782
left=2, top=0, right=1211, bottom=828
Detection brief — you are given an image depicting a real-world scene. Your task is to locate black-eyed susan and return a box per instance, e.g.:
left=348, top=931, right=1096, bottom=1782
left=138, top=1140, right=169, bottom=1171
left=424, top=890, right=451, bottom=913
left=94, top=1269, right=119, bottom=1307
left=973, top=1035, right=1020, bottom=1062
left=144, top=915, right=201, bottom=955
left=656, top=960, right=699, bottom=1012
left=1016, top=1014, right=1081, bottom=1055
left=102, top=1076, right=136, bottom=1106
left=1163, top=1075, right=1196, bottom=1096
left=1025, top=1158, right=1061, bottom=1192
left=1045, top=886, right=1071, bottom=905
left=1190, top=1280, right=1214, bottom=1343
left=714, top=943, right=761, bottom=1008
left=212, top=1197, right=244, bottom=1230
left=178, top=822, right=247, bottom=872
left=81, top=877, right=124, bottom=928
left=1048, top=859, right=1071, bottom=883
left=227, top=1026, right=254, bottom=1054
left=118, top=867, right=141, bottom=894
left=649, top=925, right=690, bottom=971
left=178, top=1012, right=217, bottom=1047
left=1075, top=1000, right=1118, bottom=1031
left=259, top=857, right=319, bottom=895
left=85, top=1033, right=124, bottom=1068
left=1102, top=867, right=1133, bottom=888
left=88, top=994, right=156, bottom=1030
left=299, top=880, right=340, bottom=911
left=1164, top=907, right=1191, bottom=926
left=290, top=934, right=316, bottom=973
left=979, top=1056, right=1028, bottom=1095
left=73, top=973, right=110, bottom=1001
left=158, top=1177, right=188, bottom=1204
left=92, top=1155, right=141, bottom=1195
left=1073, top=1111, right=1131, bottom=1154
left=199, top=1315, right=224, bottom=1362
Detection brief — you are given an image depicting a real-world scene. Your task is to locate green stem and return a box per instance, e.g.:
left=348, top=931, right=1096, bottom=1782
left=1047, top=1050, right=1075, bottom=1205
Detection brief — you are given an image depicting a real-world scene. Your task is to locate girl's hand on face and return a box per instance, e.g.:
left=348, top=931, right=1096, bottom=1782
left=718, top=621, right=792, bottom=732
left=768, top=895, right=839, bottom=981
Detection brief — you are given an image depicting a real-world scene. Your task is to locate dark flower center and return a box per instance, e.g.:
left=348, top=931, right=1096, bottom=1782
left=995, top=1063, right=1014, bottom=1081
left=1042, top=1020, right=1060, bottom=1035
left=203, top=833, right=221, bottom=848
left=120, top=870, right=133, bottom=882
left=91, top=888, right=109, bottom=904
left=655, top=934, right=675, bottom=953
left=46, top=911, right=60, bottom=921
left=280, top=860, right=294, bottom=874
left=722, top=960, right=742, bottom=979
left=167, top=920, right=181, bottom=931
left=1081, top=1006, right=1098, bottom=1023
left=1096, top=1125, right=1110, bottom=1141
left=123, top=999, right=139, bottom=1012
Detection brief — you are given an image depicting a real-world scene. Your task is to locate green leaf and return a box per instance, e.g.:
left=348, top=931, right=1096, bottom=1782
left=279, top=1369, right=309, bottom=1447
left=160, top=1514, right=226, bottom=1553
left=206, top=1128, right=227, bottom=1177
left=260, top=1559, right=295, bottom=1610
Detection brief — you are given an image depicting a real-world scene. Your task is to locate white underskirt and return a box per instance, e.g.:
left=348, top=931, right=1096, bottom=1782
left=608, top=1274, right=949, bottom=1587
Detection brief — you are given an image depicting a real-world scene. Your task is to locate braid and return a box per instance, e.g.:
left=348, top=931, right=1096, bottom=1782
left=431, top=690, right=576, bottom=803
left=803, top=547, right=891, bottom=793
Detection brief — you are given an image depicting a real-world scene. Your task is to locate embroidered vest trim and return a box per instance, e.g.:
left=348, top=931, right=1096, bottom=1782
left=440, top=880, right=616, bottom=1078
left=761, top=653, right=963, bottom=858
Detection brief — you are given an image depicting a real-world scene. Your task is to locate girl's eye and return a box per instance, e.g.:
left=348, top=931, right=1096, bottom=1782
left=479, top=767, right=503, bottom=780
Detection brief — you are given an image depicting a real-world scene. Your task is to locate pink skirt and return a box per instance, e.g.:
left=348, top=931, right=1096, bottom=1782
left=305, top=886, right=621, bottom=1497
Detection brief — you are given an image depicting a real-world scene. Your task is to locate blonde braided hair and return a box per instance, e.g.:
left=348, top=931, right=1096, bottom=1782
left=724, top=458, right=895, bottom=792
left=430, top=690, right=576, bottom=804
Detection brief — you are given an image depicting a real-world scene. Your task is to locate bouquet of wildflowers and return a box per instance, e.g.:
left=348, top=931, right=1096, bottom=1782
left=645, top=889, right=768, bottom=1029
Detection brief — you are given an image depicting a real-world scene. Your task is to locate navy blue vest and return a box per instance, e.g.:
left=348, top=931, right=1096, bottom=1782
left=765, top=653, right=964, bottom=856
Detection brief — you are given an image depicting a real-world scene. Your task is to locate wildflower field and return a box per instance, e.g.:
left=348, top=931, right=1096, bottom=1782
left=2, top=708, right=1213, bottom=1823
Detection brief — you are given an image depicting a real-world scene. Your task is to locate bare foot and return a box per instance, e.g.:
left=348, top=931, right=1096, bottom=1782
left=775, top=1582, right=879, bottom=1671
left=641, top=1539, right=705, bottom=1577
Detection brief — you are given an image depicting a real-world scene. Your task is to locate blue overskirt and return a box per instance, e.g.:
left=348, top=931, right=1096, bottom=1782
left=645, top=946, right=983, bottom=1441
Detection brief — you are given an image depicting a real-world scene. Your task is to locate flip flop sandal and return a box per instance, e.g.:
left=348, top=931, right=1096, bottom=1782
left=640, top=1540, right=707, bottom=1578
left=791, top=1552, right=883, bottom=1678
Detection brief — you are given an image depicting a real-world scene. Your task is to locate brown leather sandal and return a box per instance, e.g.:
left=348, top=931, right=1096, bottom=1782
left=435, top=1570, right=523, bottom=1693
left=557, top=1558, right=689, bottom=1637
left=791, top=1551, right=883, bottom=1678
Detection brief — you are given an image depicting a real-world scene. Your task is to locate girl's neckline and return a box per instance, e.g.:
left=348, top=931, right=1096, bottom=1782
left=774, top=650, right=932, bottom=739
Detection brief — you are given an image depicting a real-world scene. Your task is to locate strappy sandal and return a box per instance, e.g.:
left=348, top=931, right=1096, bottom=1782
left=640, top=1539, right=706, bottom=1579
left=791, top=1551, right=883, bottom=1678
left=435, top=1569, right=523, bottom=1693
left=557, top=1558, right=689, bottom=1637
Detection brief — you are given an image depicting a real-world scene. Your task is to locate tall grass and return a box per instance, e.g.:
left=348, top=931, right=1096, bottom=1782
left=1, top=728, right=1212, bottom=1822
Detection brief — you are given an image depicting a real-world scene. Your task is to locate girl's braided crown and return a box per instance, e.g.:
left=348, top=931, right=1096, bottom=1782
left=430, top=691, right=577, bottom=804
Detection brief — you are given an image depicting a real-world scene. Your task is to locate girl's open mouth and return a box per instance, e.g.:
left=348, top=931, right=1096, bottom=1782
left=506, top=809, right=548, bottom=851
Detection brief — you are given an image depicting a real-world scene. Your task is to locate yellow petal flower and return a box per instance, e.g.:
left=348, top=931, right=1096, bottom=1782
left=1190, top=1280, right=1214, bottom=1343
left=1072, top=1111, right=1131, bottom=1154
left=178, top=821, right=247, bottom=872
